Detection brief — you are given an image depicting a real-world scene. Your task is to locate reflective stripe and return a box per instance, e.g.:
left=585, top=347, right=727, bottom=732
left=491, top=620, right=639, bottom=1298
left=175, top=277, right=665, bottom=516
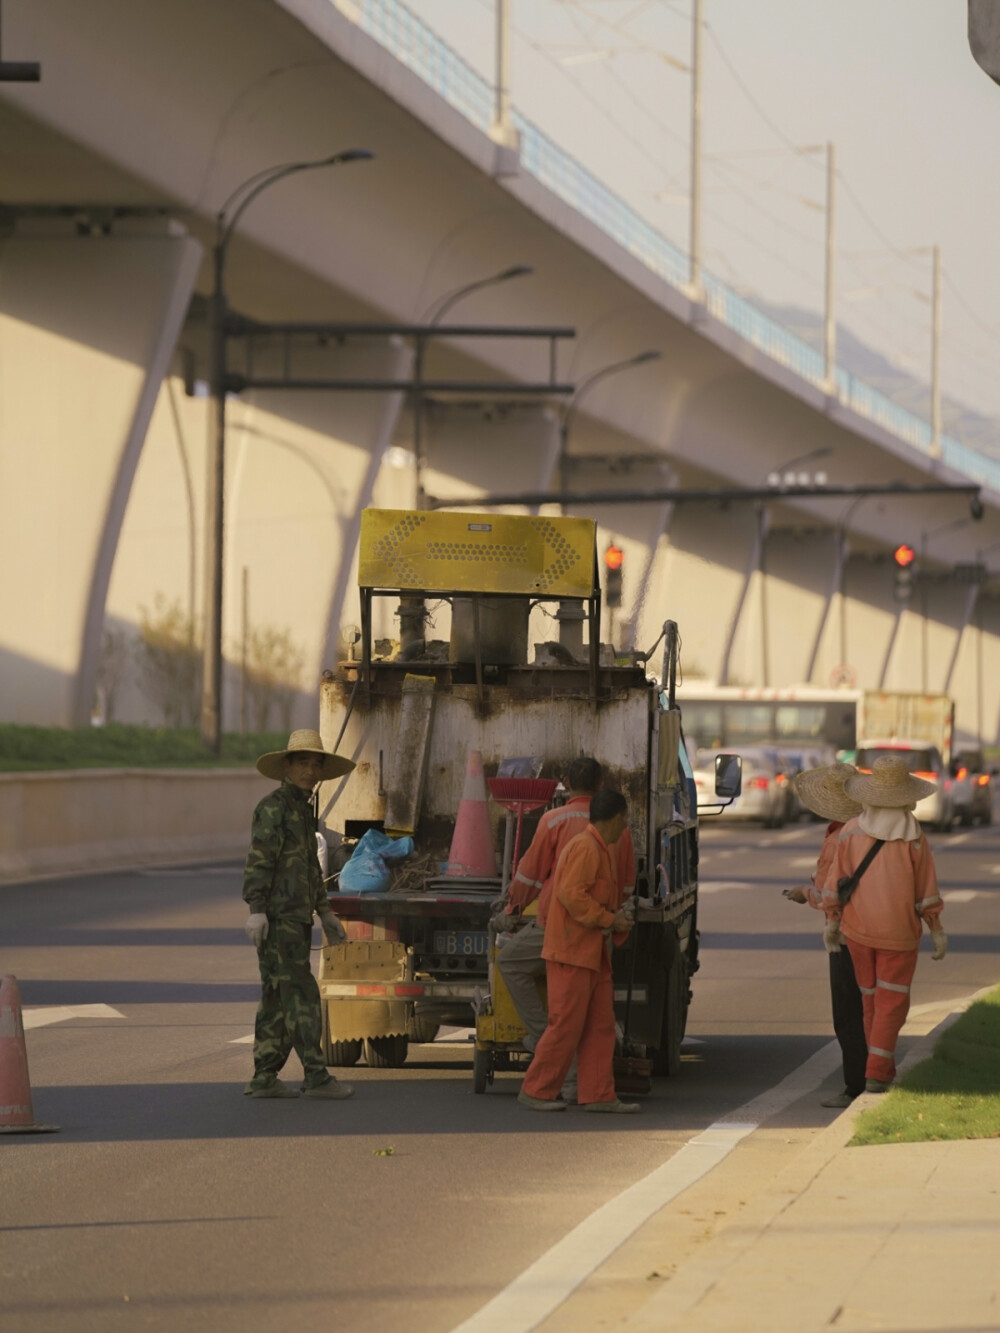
left=514, top=872, right=544, bottom=890
left=547, top=809, right=591, bottom=828
left=916, top=894, right=942, bottom=910
left=870, top=1044, right=895, bottom=1058
left=877, top=979, right=910, bottom=994
left=859, top=986, right=877, bottom=995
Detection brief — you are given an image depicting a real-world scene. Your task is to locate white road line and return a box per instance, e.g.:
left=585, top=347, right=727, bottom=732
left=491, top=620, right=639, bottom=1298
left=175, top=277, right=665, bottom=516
left=23, top=1004, right=126, bottom=1031
left=697, top=881, right=753, bottom=894
left=947, top=832, right=971, bottom=846
left=448, top=1040, right=842, bottom=1333
left=229, top=1034, right=255, bottom=1044
left=942, top=889, right=977, bottom=903
left=789, top=856, right=819, bottom=868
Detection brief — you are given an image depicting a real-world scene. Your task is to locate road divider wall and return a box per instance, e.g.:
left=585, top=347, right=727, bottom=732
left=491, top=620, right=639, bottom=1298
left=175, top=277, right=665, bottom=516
left=0, top=768, right=272, bottom=884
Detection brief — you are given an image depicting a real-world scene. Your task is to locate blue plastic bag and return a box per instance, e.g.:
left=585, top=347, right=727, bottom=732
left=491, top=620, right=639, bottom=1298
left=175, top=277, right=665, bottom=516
left=339, top=829, right=414, bottom=894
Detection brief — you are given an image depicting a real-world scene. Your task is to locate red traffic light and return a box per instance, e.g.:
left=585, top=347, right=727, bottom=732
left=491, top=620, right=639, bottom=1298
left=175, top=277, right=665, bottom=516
left=893, top=543, right=916, bottom=568
left=604, top=543, right=624, bottom=570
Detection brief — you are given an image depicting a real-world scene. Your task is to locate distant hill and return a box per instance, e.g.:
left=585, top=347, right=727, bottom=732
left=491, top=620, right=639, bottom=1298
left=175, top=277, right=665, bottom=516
left=753, top=299, right=1000, bottom=460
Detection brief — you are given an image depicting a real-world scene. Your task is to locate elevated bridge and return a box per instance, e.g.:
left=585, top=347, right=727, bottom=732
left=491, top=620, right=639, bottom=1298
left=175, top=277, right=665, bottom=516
left=2, top=0, right=999, bottom=746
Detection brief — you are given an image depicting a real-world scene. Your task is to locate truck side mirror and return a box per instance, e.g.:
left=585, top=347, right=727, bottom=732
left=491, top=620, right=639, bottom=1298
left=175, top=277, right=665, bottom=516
left=715, top=753, right=742, bottom=799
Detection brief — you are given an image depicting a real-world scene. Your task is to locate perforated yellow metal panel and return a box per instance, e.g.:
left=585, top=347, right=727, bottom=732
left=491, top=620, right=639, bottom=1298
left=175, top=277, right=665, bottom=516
left=359, top=509, right=597, bottom=597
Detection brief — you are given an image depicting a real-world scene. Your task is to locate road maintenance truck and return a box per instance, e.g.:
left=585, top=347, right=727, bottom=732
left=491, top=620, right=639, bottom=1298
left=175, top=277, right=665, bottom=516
left=315, top=507, right=737, bottom=1075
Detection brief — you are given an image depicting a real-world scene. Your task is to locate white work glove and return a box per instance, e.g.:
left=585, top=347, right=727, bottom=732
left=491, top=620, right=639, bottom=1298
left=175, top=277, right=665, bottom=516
left=245, top=913, right=269, bottom=948
left=823, top=919, right=843, bottom=954
left=610, top=909, right=633, bottom=934
left=930, top=929, right=948, bottom=961
left=318, top=910, right=347, bottom=945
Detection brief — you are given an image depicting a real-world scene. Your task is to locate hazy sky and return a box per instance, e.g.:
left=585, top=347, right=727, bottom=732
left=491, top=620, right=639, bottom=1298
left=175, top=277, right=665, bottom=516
left=407, top=0, right=1000, bottom=429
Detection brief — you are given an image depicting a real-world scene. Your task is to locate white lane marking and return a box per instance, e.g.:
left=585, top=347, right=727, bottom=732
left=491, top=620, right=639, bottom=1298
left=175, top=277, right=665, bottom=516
left=789, top=856, right=819, bottom=868
left=23, top=1004, right=126, bottom=1031
left=942, top=889, right=977, bottom=903
left=987, top=865, right=1000, bottom=875
left=947, top=832, right=971, bottom=846
left=773, top=828, right=812, bottom=843
left=448, top=1040, right=842, bottom=1333
left=230, top=1034, right=255, bottom=1044
left=698, top=881, right=753, bottom=895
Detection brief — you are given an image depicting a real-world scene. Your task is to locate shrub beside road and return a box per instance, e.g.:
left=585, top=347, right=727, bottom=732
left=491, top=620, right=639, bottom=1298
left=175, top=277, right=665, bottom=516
left=0, top=724, right=286, bottom=771
left=852, top=984, right=1000, bottom=1145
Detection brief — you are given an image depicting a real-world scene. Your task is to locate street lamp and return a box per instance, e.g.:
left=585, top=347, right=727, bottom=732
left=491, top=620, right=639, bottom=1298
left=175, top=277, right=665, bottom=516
left=200, top=148, right=374, bottom=751
left=412, top=264, right=534, bottom=508
left=558, top=350, right=662, bottom=490
left=757, top=446, right=833, bottom=685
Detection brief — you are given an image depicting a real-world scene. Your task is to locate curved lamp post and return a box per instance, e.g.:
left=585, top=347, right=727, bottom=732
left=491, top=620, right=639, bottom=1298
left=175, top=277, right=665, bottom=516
left=558, top=349, right=662, bottom=491
left=412, top=264, right=534, bottom=507
left=757, top=446, right=833, bottom=685
left=200, top=149, right=374, bottom=751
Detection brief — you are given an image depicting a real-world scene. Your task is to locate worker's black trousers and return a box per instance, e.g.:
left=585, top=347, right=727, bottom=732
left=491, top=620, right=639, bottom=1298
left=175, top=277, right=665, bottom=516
left=829, top=946, right=867, bottom=1098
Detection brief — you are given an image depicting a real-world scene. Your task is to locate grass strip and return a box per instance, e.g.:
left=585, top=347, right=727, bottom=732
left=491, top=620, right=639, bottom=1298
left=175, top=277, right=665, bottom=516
left=0, top=724, right=289, bottom=771
left=851, top=983, right=1000, bottom=1145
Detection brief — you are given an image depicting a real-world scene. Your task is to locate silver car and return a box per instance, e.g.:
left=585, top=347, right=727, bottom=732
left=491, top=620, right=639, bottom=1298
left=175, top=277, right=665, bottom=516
left=695, top=750, right=785, bottom=827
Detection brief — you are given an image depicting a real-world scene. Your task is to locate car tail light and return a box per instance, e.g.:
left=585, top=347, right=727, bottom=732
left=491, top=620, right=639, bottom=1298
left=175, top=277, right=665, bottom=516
left=956, top=767, right=968, bottom=782
left=775, top=773, right=788, bottom=786
left=914, top=771, right=938, bottom=782
left=749, top=776, right=770, bottom=790
left=977, top=774, right=991, bottom=786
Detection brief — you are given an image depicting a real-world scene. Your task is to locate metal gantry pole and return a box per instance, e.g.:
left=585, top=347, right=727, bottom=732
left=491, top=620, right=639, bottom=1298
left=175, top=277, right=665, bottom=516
left=200, top=236, right=227, bottom=753
left=689, top=0, right=704, bottom=299
left=931, top=243, right=942, bottom=456
left=824, top=141, right=837, bottom=391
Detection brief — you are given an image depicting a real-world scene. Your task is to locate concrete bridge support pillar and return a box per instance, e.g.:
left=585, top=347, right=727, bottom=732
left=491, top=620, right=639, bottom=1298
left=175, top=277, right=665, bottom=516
left=0, top=220, right=202, bottom=725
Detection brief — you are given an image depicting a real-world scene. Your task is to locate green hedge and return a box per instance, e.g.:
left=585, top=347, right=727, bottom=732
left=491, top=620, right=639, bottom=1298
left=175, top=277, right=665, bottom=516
left=0, top=724, right=290, bottom=772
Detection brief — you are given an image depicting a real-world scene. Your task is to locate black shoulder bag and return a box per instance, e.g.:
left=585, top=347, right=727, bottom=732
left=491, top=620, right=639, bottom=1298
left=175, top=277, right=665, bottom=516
left=836, top=838, right=885, bottom=905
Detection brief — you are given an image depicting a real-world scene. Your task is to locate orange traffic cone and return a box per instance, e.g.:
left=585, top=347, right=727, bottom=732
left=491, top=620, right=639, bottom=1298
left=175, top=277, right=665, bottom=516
left=0, top=975, right=58, bottom=1134
left=445, top=749, right=497, bottom=878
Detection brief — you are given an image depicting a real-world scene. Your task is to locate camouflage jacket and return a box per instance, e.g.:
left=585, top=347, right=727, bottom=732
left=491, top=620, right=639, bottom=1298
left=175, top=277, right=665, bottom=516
left=242, top=781, right=326, bottom=923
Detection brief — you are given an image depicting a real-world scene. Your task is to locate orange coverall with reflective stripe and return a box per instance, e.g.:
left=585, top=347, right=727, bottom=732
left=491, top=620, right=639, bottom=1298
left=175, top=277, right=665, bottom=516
left=821, top=819, right=943, bottom=1082
left=505, top=797, right=636, bottom=923
left=520, top=825, right=625, bottom=1104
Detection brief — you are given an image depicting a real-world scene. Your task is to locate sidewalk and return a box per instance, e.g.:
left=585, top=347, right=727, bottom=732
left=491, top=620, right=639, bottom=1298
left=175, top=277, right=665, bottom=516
left=539, top=997, right=1000, bottom=1333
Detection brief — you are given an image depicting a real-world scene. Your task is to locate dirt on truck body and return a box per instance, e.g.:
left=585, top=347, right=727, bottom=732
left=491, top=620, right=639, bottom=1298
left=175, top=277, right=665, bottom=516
left=314, top=507, right=705, bottom=1077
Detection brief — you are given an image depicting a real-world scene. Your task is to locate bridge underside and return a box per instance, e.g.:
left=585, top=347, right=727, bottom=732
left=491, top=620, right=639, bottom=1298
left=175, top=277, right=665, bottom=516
left=1, top=0, right=998, bottom=743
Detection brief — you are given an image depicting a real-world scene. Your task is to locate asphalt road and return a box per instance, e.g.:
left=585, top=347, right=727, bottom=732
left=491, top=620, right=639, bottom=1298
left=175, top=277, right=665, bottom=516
left=2, top=819, right=997, bottom=1333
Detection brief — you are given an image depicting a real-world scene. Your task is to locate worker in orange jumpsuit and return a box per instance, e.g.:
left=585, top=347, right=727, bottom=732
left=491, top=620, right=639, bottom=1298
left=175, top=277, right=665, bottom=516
left=495, top=758, right=635, bottom=1062
left=821, top=755, right=947, bottom=1093
left=518, top=789, right=639, bottom=1114
left=785, top=762, right=867, bottom=1108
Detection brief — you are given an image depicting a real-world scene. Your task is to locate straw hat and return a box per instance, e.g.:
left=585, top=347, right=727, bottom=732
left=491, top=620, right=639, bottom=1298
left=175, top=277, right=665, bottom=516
left=791, top=762, right=863, bottom=823
left=256, top=729, right=355, bottom=782
left=844, top=754, right=936, bottom=808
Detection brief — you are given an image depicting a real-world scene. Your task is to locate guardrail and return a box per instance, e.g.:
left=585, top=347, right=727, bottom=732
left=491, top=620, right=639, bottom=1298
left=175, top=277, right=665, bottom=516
left=348, top=0, right=1000, bottom=496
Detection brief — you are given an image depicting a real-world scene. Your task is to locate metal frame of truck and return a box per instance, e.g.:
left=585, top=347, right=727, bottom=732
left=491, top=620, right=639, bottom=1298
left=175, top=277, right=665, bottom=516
left=316, top=508, right=702, bottom=1077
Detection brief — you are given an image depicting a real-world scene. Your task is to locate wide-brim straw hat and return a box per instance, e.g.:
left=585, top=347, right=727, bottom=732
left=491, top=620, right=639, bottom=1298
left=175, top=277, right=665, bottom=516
left=256, top=729, right=355, bottom=782
left=792, top=762, right=863, bottom=823
left=844, top=754, right=936, bottom=808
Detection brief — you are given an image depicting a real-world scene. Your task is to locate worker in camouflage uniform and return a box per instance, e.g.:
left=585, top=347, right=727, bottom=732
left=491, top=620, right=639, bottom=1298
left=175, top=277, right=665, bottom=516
left=243, top=728, right=356, bottom=1099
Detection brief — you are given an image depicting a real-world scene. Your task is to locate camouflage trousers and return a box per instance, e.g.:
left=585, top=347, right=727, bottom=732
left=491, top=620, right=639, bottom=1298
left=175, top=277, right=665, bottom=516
left=247, top=917, right=330, bottom=1091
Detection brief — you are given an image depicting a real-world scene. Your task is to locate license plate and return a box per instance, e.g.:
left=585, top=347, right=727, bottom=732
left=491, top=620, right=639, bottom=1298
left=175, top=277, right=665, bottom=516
left=433, top=930, right=488, bottom=957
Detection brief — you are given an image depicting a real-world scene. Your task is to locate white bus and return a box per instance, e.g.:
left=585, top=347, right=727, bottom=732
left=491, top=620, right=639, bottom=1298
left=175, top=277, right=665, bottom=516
left=674, top=683, right=860, bottom=758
